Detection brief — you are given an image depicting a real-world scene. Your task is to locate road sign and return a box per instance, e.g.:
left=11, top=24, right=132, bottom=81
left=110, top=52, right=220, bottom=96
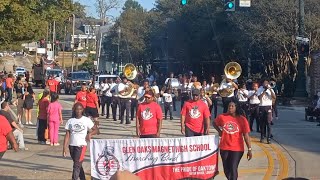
left=239, top=0, right=251, bottom=7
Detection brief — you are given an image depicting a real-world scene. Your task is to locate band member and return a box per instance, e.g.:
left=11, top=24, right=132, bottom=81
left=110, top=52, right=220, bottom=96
left=258, top=80, right=276, bottom=144
left=165, top=73, right=177, bottom=111
left=86, top=87, right=99, bottom=126
left=46, top=75, right=59, bottom=94
left=237, top=83, right=249, bottom=117
left=130, top=85, right=138, bottom=121
left=162, top=89, right=174, bottom=120
left=220, top=78, right=238, bottom=113
left=213, top=101, right=252, bottom=180
left=137, top=80, right=150, bottom=104
left=202, top=80, right=210, bottom=92
left=54, top=75, right=62, bottom=94
left=181, top=89, right=210, bottom=137
left=152, top=81, right=161, bottom=104
left=111, top=78, right=121, bottom=121
left=248, top=83, right=260, bottom=132
left=100, top=78, right=114, bottom=118
left=180, top=77, right=191, bottom=109
left=136, top=90, right=163, bottom=138
left=209, top=76, right=219, bottom=118
left=200, top=88, right=212, bottom=107
left=118, top=77, right=131, bottom=124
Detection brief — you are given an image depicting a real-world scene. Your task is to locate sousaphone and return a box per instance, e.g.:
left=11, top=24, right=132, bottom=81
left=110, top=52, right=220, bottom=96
left=219, top=62, right=242, bottom=97
left=119, top=63, right=138, bottom=98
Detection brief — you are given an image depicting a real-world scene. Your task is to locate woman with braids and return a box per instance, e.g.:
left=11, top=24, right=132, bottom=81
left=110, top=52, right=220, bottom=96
left=63, top=102, right=98, bottom=180
left=213, top=101, right=252, bottom=180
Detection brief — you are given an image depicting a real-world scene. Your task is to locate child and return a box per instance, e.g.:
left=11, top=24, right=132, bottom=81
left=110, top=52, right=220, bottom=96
left=63, top=102, right=98, bottom=180
left=13, top=93, right=24, bottom=125
left=162, top=89, right=174, bottom=120
left=47, top=93, right=63, bottom=146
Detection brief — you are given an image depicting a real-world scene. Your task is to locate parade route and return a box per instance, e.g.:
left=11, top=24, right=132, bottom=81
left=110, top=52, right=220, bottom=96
left=0, top=90, right=305, bottom=180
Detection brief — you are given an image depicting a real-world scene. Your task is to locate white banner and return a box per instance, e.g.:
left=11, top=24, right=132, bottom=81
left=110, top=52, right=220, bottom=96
left=90, top=135, right=219, bottom=180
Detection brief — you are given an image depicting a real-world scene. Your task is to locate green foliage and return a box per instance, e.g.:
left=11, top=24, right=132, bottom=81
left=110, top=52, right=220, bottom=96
left=0, top=0, right=86, bottom=50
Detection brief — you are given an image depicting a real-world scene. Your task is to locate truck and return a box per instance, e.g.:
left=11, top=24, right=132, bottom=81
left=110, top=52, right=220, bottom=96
left=32, top=55, right=64, bottom=88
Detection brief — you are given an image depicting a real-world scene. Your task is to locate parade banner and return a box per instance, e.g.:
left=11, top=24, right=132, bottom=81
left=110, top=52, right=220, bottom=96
left=90, top=135, right=219, bottom=180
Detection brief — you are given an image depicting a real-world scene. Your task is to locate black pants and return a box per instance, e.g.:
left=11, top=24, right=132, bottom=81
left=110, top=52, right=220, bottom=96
left=172, top=96, right=177, bottom=111
left=222, top=97, right=235, bottom=113
left=6, top=88, right=12, bottom=103
left=140, top=134, right=157, bottom=138
left=249, top=104, right=260, bottom=131
left=180, top=93, right=189, bottom=109
left=259, top=106, right=272, bottom=139
left=69, top=145, right=86, bottom=180
left=273, top=101, right=278, bottom=118
left=37, top=119, right=47, bottom=142
left=239, top=101, right=249, bottom=118
left=164, top=102, right=173, bottom=119
left=130, top=98, right=138, bottom=121
left=112, top=97, right=121, bottom=121
left=220, top=150, right=244, bottom=180
left=210, top=94, right=218, bottom=118
left=185, top=125, right=203, bottom=137
left=0, top=151, right=5, bottom=160
left=120, top=98, right=131, bottom=124
left=101, top=96, right=112, bottom=117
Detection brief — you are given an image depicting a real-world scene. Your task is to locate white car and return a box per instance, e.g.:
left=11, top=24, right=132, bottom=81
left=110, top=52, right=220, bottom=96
left=15, top=67, right=26, bottom=77
left=95, top=74, right=119, bottom=90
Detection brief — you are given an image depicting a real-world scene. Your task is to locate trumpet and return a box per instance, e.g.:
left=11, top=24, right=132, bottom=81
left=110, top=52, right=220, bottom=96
left=270, top=81, right=276, bottom=89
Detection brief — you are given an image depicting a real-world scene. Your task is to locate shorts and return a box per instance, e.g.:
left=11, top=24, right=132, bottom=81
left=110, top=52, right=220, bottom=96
left=85, top=107, right=99, bottom=118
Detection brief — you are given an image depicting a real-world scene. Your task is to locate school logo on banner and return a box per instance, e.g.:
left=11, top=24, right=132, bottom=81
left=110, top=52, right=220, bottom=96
left=91, top=135, right=219, bottom=180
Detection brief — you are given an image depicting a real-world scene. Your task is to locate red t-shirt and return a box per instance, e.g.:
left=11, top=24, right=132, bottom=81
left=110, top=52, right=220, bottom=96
left=181, top=100, right=210, bottom=133
left=86, top=92, right=98, bottom=108
left=75, top=91, right=87, bottom=108
left=0, top=115, right=12, bottom=152
left=215, top=113, right=250, bottom=151
left=6, top=78, right=13, bottom=88
left=47, top=79, right=58, bottom=92
left=38, top=98, right=50, bottom=120
left=137, top=102, right=162, bottom=135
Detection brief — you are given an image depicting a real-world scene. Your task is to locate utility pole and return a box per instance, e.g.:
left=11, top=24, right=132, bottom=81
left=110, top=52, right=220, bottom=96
left=71, top=14, right=75, bottom=72
left=117, top=27, right=121, bottom=73
left=294, top=0, right=307, bottom=97
left=52, top=21, right=56, bottom=60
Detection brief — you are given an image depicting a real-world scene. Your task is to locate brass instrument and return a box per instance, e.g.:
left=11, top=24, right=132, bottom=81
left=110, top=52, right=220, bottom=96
left=193, top=82, right=202, bottom=89
left=119, top=64, right=138, bottom=98
left=123, top=63, right=137, bottom=80
left=207, top=83, right=219, bottom=97
left=219, top=62, right=242, bottom=97
left=270, top=81, right=276, bottom=89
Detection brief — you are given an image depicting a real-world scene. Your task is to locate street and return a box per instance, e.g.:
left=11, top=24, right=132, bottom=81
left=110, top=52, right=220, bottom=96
left=0, top=89, right=319, bottom=180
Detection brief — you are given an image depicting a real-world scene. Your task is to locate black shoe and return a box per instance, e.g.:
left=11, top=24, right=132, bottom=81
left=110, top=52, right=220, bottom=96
left=106, top=116, right=109, bottom=119
left=257, top=130, right=260, bottom=133
left=101, top=113, right=105, bottom=116
left=113, top=119, right=117, bottom=121
left=164, top=118, right=167, bottom=120
left=126, top=121, right=131, bottom=124
left=131, top=119, right=134, bottom=121
left=120, top=121, right=124, bottom=124
left=260, top=138, right=265, bottom=143
left=270, top=134, right=273, bottom=138
left=267, top=138, right=271, bottom=144
left=170, top=117, right=173, bottom=120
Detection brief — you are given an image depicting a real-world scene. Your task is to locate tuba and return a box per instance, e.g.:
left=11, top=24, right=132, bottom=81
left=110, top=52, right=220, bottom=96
left=207, top=83, right=219, bottom=97
left=123, top=63, right=137, bottom=80
left=219, top=62, right=242, bottom=97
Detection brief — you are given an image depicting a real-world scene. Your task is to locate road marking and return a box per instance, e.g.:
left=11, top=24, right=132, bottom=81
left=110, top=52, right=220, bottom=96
left=271, top=144, right=289, bottom=179
left=252, top=138, right=274, bottom=180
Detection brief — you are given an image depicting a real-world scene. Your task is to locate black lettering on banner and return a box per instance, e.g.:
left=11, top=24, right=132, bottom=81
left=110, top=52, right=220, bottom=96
left=160, top=153, right=181, bottom=162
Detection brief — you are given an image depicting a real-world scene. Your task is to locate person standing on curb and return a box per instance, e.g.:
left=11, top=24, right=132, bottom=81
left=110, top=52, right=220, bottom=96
left=37, top=90, right=50, bottom=145
left=0, top=114, right=18, bottom=159
left=63, top=102, right=98, bottom=180
left=47, top=93, right=63, bottom=146
left=213, top=101, right=252, bottom=180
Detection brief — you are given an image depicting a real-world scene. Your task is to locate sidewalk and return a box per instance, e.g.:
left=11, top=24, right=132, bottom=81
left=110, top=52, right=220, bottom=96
left=0, top=95, right=292, bottom=180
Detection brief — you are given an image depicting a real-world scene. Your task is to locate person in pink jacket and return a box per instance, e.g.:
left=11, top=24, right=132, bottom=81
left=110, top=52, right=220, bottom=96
left=47, top=93, right=63, bottom=146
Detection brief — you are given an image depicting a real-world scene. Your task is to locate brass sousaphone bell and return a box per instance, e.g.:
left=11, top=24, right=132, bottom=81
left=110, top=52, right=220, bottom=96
left=119, top=63, right=138, bottom=98
left=219, top=62, right=242, bottom=97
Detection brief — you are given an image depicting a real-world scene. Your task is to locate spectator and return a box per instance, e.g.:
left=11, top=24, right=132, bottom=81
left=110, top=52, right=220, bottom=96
left=0, top=115, right=18, bottom=159
left=37, top=89, right=50, bottom=144
left=47, top=93, right=63, bottom=146
left=23, top=83, right=35, bottom=125
left=5, top=74, right=14, bottom=104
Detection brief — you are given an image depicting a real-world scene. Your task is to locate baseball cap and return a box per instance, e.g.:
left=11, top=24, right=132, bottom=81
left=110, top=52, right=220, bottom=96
left=192, top=89, right=200, bottom=96
left=144, top=90, right=154, bottom=98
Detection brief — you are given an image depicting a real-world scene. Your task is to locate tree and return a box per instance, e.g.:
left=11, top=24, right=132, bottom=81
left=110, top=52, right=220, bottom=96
left=95, top=0, right=120, bottom=24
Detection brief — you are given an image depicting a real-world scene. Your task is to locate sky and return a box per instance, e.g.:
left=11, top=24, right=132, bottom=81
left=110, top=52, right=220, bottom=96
left=76, top=0, right=156, bottom=18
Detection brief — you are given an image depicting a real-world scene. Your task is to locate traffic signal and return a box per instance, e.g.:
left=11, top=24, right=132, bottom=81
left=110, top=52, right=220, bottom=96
left=225, top=0, right=235, bottom=11
left=181, top=0, right=187, bottom=6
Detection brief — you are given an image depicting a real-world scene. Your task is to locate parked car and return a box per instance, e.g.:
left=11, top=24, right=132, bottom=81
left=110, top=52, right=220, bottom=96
left=65, top=71, right=92, bottom=94
left=15, top=67, right=26, bottom=77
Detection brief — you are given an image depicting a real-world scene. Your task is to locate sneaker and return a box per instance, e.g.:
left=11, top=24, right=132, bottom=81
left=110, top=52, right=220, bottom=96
left=46, top=141, right=51, bottom=145
left=19, top=147, right=29, bottom=151
left=54, top=143, right=60, bottom=146
left=29, top=122, right=33, bottom=125
left=26, top=122, right=29, bottom=125
left=50, top=144, right=54, bottom=146
left=267, top=139, right=271, bottom=144
left=40, top=141, right=46, bottom=145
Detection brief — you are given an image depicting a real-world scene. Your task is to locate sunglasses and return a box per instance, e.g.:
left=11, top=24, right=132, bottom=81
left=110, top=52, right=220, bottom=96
left=192, top=94, right=199, bottom=96
left=145, top=97, right=152, bottom=99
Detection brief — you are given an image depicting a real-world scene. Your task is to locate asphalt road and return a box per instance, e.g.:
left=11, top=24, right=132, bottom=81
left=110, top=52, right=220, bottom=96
left=1, top=90, right=319, bottom=179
